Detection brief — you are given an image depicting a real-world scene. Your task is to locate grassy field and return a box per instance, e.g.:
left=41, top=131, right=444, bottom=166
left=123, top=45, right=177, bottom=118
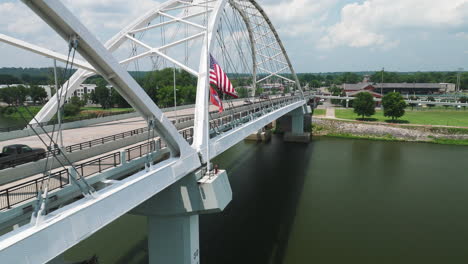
left=0, top=106, right=42, bottom=119
left=312, top=109, right=325, bottom=116
left=335, top=109, right=468, bottom=127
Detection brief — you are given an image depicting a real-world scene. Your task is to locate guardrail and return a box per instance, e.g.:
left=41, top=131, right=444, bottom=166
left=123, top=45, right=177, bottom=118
left=0, top=96, right=299, bottom=171
left=66, top=127, right=148, bottom=153
left=0, top=115, right=197, bottom=170
left=0, top=96, right=297, bottom=210
left=0, top=126, right=195, bottom=210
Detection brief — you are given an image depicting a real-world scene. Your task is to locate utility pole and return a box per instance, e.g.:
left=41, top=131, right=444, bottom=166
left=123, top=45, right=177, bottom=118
left=380, top=67, right=384, bottom=96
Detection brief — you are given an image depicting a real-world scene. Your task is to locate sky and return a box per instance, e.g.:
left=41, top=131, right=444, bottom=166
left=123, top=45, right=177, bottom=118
left=0, top=0, right=467, bottom=73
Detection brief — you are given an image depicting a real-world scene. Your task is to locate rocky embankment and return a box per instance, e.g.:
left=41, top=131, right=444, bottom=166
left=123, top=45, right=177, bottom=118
left=312, top=118, right=468, bottom=142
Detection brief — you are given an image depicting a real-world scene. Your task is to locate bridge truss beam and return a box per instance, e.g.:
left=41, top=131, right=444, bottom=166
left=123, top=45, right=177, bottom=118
left=0, top=0, right=306, bottom=263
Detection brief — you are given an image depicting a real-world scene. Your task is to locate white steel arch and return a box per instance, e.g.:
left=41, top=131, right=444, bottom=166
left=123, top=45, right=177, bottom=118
left=0, top=1, right=307, bottom=263
left=0, top=1, right=303, bottom=122
left=0, top=0, right=304, bottom=161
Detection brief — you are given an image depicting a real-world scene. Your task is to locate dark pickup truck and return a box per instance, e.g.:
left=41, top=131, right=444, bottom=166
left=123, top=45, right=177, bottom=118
left=0, top=144, right=46, bottom=170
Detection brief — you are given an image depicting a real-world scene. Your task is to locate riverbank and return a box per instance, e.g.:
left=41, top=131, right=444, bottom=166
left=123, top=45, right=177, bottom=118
left=312, top=118, right=468, bottom=146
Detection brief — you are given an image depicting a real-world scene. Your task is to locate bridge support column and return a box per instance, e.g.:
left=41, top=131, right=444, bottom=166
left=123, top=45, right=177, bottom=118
left=278, top=106, right=312, bottom=143
left=131, top=169, right=232, bottom=264
left=245, top=126, right=272, bottom=142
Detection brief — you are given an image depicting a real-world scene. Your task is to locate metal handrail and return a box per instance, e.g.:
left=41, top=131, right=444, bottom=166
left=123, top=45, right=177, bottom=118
left=65, top=127, right=148, bottom=153
left=0, top=96, right=300, bottom=210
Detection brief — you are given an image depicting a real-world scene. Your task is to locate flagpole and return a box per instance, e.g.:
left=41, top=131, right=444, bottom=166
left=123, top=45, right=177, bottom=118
left=205, top=0, right=211, bottom=176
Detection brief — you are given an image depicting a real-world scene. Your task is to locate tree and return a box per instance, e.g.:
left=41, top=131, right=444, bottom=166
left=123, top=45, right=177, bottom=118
left=353, top=92, right=375, bottom=119
left=111, top=89, right=131, bottom=108
left=0, top=87, right=16, bottom=105
left=142, top=68, right=197, bottom=104
left=237, top=87, right=249, bottom=98
left=90, top=81, right=112, bottom=109
left=70, top=95, right=86, bottom=107
left=0, top=74, right=21, bottom=84
left=329, top=85, right=344, bottom=105
left=63, top=103, right=80, bottom=116
left=29, top=85, right=48, bottom=104
left=0, top=85, right=30, bottom=105
left=382, top=92, right=406, bottom=121
left=255, top=87, right=264, bottom=96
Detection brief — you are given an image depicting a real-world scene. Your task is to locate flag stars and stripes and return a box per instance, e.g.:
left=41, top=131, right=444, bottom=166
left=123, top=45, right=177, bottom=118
left=209, top=54, right=237, bottom=98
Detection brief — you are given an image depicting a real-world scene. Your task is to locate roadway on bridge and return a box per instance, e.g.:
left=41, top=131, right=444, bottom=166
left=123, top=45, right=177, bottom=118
left=0, top=97, right=280, bottom=191
left=0, top=104, right=228, bottom=150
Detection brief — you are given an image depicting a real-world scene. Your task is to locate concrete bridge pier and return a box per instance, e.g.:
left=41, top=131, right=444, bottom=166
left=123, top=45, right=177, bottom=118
left=277, top=106, right=312, bottom=143
left=245, top=125, right=273, bottom=142
left=131, top=169, right=232, bottom=264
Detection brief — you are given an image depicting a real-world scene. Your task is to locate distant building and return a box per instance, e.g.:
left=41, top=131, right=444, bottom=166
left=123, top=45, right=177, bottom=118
left=0, top=83, right=99, bottom=105
left=72, top=84, right=97, bottom=104
left=342, top=82, right=456, bottom=95
left=260, top=83, right=283, bottom=90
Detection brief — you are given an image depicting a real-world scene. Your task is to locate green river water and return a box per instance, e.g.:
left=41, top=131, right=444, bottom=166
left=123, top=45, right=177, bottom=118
left=58, top=136, right=468, bottom=264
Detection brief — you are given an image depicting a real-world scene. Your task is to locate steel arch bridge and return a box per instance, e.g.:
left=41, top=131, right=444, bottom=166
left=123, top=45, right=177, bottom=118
left=0, top=0, right=310, bottom=263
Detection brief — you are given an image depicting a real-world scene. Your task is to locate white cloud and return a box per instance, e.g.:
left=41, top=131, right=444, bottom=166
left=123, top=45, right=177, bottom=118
left=63, top=0, right=161, bottom=36
left=319, top=0, right=468, bottom=49
left=263, top=0, right=337, bottom=36
left=0, top=2, right=45, bottom=35
left=456, top=32, right=468, bottom=39
left=0, top=1, right=161, bottom=38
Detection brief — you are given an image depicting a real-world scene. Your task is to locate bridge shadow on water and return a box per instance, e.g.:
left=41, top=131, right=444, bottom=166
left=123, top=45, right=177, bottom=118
left=200, top=135, right=314, bottom=264
left=60, top=135, right=314, bottom=264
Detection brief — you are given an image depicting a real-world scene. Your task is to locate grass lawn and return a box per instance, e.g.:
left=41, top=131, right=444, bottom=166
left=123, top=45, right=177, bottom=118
left=0, top=106, right=42, bottom=119
left=312, top=109, right=325, bottom=116
left=335, top=108, right=468, bottom=127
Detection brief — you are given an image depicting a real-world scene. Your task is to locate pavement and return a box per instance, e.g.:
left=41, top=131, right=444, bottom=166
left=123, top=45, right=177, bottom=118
left=0, top=102, right=246, bottom=150
left=0, top=98, right=275, bottom=190
left=325, top=107, right=336, bottom=118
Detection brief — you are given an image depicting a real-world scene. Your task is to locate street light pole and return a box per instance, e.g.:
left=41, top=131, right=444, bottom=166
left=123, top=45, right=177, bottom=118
left=381, top=67, right=384, bottom=96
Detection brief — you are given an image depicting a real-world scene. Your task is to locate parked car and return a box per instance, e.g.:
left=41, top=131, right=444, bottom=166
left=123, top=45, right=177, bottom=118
left=243, top=99, right=253, bottom=105
left=0, top=144, right=46, bottom=170
left=259, top=94, right=269, bottom=99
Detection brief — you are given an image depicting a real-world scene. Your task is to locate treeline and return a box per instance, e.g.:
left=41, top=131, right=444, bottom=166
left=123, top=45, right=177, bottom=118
left=88, top=68, right=198, bottom=109
left=0, top=85, right=48, bottom=105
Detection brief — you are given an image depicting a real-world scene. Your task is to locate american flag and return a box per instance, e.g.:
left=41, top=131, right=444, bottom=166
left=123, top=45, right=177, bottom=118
left=209, top=54, right=237, bottom=98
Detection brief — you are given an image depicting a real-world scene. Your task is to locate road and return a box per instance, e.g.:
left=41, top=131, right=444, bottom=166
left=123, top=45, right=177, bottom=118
left=0, top=102, right=245, bottom=150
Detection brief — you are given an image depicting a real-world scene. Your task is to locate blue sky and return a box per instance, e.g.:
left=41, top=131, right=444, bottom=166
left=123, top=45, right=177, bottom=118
left=0, top=0, right=467, bottom=73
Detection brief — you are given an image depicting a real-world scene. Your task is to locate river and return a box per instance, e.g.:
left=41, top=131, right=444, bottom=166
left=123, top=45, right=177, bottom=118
left=58, top=136, right=468, bottom=264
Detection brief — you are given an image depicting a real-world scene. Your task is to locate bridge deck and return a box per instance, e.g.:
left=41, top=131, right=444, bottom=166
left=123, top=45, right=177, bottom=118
left=0, top=105, right=222, bottom=150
